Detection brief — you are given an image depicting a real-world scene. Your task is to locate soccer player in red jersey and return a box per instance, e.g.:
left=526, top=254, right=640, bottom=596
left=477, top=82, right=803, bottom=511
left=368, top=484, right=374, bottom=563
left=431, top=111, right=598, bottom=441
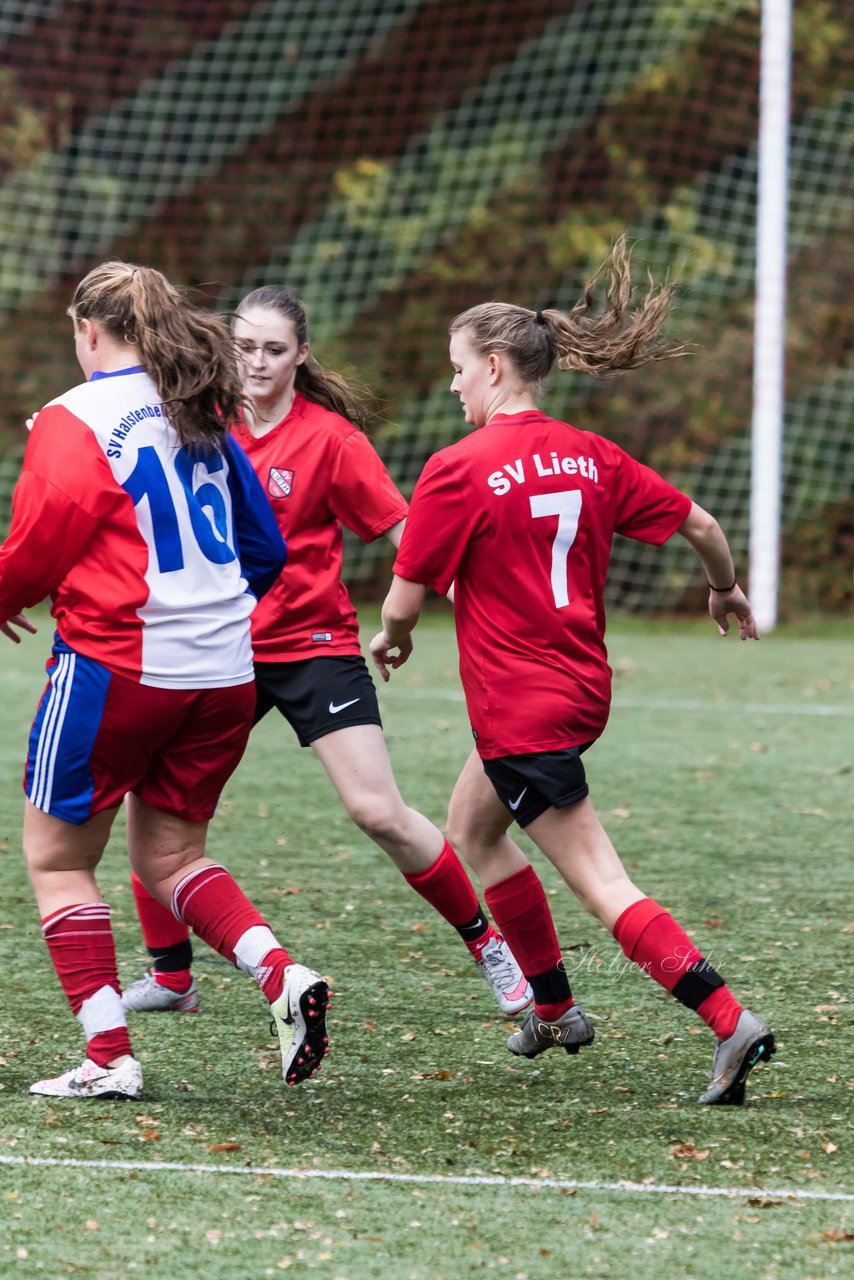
left=0, top=263, right=330, bottom=1098
left=123, top=286, right=532, bottom=1019
left=370, top=237, right=775, bottom=1105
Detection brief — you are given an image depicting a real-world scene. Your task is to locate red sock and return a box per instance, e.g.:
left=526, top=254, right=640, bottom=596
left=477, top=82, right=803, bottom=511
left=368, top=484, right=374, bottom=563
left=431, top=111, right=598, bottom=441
left=696, top=986, right=744, bottom=1040
left=42, top=903, right=133, bottom=1067
left=485, top=866, right=573, bottom=1019
left=404, top=840, right=481, bottom=927
left=613, top=898, right=742, bottom=1038
left=130, top=872, right=193, bottom=992
left=172, top=864, right=292, bottom=1003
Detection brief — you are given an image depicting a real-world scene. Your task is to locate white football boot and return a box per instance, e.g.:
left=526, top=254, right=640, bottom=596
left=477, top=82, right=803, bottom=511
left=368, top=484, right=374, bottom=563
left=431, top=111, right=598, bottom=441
left=30, top=1056, right=143, bottom=1099
left=270, top=964, right=330, bottom=1085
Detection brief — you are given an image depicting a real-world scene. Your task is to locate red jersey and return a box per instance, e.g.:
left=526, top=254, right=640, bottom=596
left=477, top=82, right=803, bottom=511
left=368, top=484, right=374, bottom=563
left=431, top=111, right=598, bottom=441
left=233, top=393, right=408, bottom=661
left=394, top=410, right=692, bottom=758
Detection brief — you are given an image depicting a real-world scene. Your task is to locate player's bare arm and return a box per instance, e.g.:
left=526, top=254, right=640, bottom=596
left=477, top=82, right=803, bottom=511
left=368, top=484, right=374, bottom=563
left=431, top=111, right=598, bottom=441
left=370, top=575, right=426, bottom=681
left=383, top=517, right=406, bottom=549
left=677, top=501, right=759, bottom=641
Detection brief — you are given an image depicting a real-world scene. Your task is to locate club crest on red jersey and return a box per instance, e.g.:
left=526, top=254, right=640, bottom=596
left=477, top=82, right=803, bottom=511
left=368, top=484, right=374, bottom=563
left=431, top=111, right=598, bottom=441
left=267, top=466, right=294, bottom=499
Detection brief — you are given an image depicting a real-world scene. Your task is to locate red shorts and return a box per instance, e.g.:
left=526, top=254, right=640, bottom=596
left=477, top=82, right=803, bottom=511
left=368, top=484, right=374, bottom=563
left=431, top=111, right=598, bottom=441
left=25, top=640, right=256, bottom=824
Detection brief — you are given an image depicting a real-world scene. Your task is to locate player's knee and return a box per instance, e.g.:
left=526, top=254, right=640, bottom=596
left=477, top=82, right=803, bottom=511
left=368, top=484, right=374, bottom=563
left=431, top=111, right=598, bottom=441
left=345, top=794, right=401, bottom=842
left=445, top=810, right=494, bottom=872
left=445, top=808, right=470, bottom=855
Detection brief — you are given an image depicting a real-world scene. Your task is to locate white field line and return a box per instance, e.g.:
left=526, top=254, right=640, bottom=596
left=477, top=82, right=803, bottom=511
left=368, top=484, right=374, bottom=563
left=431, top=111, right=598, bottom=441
left=380, top=688, right=853, bottom=717
left=0, top=1154, right=850, bottom=1203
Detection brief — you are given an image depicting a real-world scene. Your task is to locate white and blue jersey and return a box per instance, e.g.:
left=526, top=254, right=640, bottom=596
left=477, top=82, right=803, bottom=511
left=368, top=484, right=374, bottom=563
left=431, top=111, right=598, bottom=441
left=0, top=366, right=287, bottom=688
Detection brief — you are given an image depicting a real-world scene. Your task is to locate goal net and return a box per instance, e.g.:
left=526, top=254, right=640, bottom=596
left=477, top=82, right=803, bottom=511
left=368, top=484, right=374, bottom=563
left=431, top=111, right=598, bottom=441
left=0, top=1, right=850, bottom=614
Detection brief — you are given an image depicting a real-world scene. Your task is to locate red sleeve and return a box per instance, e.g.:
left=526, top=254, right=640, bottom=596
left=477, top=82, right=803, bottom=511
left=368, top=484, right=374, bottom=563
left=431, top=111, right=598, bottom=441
left=393, top=453, right=477, bottom=595
left=612, top=446, right=692, bottom=544
left=0, top=406, right=117, bottom=623
left=327, top=429, right=408, bottom=542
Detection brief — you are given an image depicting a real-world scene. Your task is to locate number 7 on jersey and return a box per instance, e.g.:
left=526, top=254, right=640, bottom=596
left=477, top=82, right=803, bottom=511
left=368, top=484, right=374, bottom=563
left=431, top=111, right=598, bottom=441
left=529, top=490, right=582, bottom=608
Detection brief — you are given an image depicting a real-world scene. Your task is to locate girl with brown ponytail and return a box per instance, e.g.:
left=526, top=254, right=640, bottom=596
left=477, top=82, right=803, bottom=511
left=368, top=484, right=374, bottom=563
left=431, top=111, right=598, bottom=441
left=1, top=261, right=329, bottom=1100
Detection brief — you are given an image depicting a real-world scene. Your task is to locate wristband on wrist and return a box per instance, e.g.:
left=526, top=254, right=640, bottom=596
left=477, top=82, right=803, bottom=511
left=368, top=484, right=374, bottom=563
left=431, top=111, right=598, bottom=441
left=708, top=579, right=737, bottom=592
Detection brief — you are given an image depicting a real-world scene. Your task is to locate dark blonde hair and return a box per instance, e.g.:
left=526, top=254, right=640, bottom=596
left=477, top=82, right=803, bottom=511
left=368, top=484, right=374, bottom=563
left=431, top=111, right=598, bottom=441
left=450, top=235, right=686, bottom=390
left=236, top=286, right=373, bottom=432
left=70, top=261, right=243, bottom=448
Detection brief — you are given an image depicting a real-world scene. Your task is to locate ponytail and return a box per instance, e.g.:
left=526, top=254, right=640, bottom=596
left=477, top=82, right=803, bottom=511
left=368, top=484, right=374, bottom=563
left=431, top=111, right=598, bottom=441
left=70, top=261, right=243, bottom=449
left=450, top=234, right=687, bottom=389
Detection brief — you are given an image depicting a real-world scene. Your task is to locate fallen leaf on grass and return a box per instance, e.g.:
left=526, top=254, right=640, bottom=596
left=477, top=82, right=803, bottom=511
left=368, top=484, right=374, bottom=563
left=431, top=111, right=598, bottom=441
left=208, top=1142, right=241, bottom=1152
left=669, top=1142, right=710, bottom=1160
left=822, top=1229, right=854, bottom=1242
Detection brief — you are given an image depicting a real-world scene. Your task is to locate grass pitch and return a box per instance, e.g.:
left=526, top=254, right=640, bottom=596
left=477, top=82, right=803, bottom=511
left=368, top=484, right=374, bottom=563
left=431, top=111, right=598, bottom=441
left=0, top=608, right=851, bottom=1279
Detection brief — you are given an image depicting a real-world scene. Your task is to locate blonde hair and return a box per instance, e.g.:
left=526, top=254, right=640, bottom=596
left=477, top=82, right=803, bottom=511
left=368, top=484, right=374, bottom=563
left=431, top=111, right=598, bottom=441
left=237, top=286, right=373, bottom=432
left=450, top=235, right=686, bottom=390
left=70, top=261, right=243, bottom=449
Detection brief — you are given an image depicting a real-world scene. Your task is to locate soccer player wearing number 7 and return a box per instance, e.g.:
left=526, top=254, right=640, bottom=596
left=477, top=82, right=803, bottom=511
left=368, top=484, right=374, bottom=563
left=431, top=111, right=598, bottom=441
left=0, top=262, right=329, bottom=1098
left=370, top=236, right=775, bottom=1105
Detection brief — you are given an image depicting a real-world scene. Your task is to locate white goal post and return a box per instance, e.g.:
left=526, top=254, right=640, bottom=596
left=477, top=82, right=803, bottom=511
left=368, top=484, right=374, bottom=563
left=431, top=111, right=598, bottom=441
left=750, top=0, right=792, bottom=632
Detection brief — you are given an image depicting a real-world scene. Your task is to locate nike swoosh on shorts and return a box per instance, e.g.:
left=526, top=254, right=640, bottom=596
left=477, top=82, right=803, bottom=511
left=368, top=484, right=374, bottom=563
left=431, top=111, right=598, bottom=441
left=329, top=698, right=360, bottom=714
left=508, top=787, right=528, bottom=811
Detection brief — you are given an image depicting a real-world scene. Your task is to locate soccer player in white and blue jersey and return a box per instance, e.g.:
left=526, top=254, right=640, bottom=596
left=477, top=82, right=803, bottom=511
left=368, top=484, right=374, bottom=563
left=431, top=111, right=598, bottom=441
left=0, top=262, right=329, bottom=1098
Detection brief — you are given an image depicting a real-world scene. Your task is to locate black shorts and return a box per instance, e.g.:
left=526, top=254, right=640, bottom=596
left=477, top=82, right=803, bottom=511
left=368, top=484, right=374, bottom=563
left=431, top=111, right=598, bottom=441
left=253, top=655, right=382, bottom=747
left=482, top=745, right=593, bottom=827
